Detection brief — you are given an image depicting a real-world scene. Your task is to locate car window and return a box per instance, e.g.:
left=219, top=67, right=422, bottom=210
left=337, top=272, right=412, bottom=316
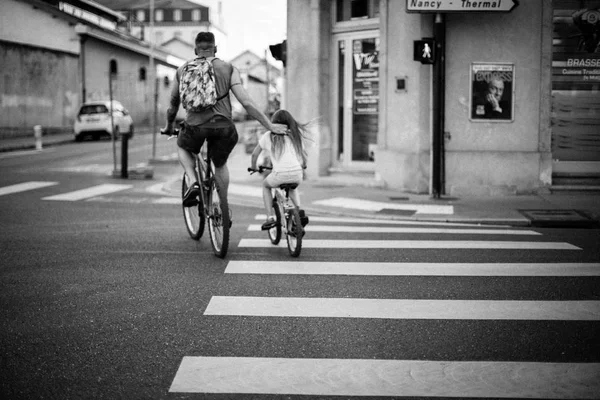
left=79, top=105, right=109, bottom=115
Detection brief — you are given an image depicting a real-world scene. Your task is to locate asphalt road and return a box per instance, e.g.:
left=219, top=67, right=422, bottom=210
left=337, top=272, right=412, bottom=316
left=1, top=136, right=599, bottom=399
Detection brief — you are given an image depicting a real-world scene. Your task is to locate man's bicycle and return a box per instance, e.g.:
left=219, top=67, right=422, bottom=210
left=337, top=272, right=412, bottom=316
left=248, top=166, right=304, bottom=257
left=162, top=129, right=230, bottom=258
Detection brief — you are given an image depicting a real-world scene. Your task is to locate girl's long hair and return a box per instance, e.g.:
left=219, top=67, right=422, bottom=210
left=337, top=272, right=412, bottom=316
left=270, top=109, right=312, bottom=167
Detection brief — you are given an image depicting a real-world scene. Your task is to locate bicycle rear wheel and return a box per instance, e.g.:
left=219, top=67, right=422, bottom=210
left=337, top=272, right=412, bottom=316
left=286, top=207, right=303, bottom=257
left=182, top=173, right=204, bottom=240
left=268, top=196, right=282, bottom=245
left=207, top=178, right=230, bottom=258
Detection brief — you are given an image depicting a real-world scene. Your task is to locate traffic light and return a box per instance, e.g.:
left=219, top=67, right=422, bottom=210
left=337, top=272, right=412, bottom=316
left=414, top=39, right=435, bottom=64
left=269, top=40, right=287, bottom=67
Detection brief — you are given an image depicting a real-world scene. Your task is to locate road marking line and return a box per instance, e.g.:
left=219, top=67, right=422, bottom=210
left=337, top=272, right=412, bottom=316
left=0, top=181, right=58, bottom=196
left=169, top=357, right=600, bottom=398
left=254, top=214, right=510, bottom=228
left=204, top=296, right=600, bottom=320
left=313, top=197, right=454, bottom=214
left=229, top=183, right=263, bottom=198
left=237, top=239, right=581, bottom=250
left=224, top=261, right=600, bottom=276
left=247, top=224, right=541, bottom=235
left=153, top=197, right=180, bottom=204
left=42, top=184, right=133, bottom=201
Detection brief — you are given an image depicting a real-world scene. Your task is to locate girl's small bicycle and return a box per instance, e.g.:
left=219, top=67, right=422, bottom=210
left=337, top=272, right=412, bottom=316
left=162, top=129, right=230, bottom=258
left=248, top=166, right=304, bottom=257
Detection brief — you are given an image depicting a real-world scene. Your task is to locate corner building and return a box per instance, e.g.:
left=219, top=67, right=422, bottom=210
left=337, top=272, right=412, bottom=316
left=286, top=0, right=600, bottom=196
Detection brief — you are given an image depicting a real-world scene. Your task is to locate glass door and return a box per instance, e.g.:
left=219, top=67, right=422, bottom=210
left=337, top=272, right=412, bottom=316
left=333, top=31, right=380, bottom=167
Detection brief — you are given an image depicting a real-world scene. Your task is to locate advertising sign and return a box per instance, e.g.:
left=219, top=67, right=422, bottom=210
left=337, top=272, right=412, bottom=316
left=469, top=63, right=515, bottom=122
left=551, top=2, right=600, bottom=162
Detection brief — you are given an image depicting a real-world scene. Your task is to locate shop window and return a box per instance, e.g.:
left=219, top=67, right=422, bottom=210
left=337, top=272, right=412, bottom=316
left=155, top=9, right=163, bottom=22
left=139, top=67, right=146, bottom=81
left=136, top=9, right=145, bottom=22
left=109, top=59, right=118, bottom=75
left=336, top=0, right=379, bottom=21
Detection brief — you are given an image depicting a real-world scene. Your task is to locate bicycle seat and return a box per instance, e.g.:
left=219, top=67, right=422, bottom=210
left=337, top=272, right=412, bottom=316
left=279, top=183, right=298, bottom=191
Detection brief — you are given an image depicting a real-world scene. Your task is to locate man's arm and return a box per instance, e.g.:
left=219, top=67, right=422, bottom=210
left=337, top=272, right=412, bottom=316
left=230, top=68, right=286, bottom=134
left=163, top=69, right=181, bottom=133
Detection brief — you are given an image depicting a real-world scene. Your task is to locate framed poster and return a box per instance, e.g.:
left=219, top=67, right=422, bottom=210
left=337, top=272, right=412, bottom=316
left=470, top=62, right=515, bottom=122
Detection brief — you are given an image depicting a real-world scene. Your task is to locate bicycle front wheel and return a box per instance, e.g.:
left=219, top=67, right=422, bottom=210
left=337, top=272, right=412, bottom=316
left=207, top=178, right=230, bottom=258
left=286, top=207, right=303, bottom=257
left=182, top=173, right=205, bottom=240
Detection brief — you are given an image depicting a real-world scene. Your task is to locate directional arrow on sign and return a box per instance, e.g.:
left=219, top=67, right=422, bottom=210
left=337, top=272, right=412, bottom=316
left=407, top=0, right=519, bottom=13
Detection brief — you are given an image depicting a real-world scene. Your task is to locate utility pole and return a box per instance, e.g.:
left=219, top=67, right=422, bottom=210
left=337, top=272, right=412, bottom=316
left=431, top=13, right=446, bottom=199
left=265, top=49, right=270, bottom=115
left=149, top=0, right=157, bottom=159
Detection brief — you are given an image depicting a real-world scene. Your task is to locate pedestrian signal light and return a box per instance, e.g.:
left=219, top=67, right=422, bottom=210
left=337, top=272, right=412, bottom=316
left=414, top=39, right=435, bottom=65
left=269, top=40, right=287, bottom=67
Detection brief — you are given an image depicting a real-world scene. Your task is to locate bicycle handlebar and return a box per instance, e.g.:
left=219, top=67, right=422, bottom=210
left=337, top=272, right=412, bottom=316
left=160, top=128, right=179, bottom=140
left=248, top=166, right=272, bottom=174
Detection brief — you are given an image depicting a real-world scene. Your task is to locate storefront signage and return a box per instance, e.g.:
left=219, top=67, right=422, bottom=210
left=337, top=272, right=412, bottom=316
left=407, top=0, right=518, bottom=13
left=551, top=2, right=600, bottom=162
left=469, top=63, right=515, bottom=122
left=59, top=2, right=117, bottom=30
left=353, top=50, right=379, bottom=115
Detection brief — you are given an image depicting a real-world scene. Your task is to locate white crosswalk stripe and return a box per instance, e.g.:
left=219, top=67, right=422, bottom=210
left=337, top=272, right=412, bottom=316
left=204, top=296, right=600, bottom=320
left=170, top=215, right=599, bottom=397
left=239, top=238, right=581, bottom=250
left=42, top=183, right=133, bottom=201
left=313, top=196, right=455, bottom=214
left=170, top=357, right=600, bottom=398
left=224, top=261, right=600, bottom=276
left=0, top=181, right=58, bottom=196
left=247, top=224, right=541, bottom=235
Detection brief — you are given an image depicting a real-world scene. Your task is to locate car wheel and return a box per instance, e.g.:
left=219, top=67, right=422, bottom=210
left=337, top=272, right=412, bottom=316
left=113, top=126, right=120, bottom=140
left=129, top=125, right=134, bottom=138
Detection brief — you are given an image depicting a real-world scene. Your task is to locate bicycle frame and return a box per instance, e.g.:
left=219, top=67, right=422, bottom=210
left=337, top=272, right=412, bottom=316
left=169, top=129, right=230, bottom=258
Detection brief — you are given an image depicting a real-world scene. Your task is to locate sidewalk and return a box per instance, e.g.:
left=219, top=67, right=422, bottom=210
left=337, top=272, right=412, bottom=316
left=2, top=128, right=599, bottom=227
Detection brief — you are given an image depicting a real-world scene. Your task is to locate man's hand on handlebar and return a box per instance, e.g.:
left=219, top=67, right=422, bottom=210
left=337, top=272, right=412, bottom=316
left=160, top=122, right=179, bottom=139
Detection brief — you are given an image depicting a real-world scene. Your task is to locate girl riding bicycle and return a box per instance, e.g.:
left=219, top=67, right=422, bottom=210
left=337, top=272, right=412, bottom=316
left=250, top=109, right=311, bottom=231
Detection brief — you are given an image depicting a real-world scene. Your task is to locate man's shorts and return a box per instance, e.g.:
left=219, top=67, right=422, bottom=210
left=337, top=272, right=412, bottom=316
left=177, top=116, right=238, bottom=167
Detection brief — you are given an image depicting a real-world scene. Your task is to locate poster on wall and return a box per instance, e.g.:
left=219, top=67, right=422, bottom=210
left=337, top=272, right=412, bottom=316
left=470, top=62, right=515, bottom=122
left=552, top=2, right=600, bottom=162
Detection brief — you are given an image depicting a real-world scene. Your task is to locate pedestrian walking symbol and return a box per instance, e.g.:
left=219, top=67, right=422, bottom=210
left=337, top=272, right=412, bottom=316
left=423, top=43, right=432, bottom=59
left=414, top=39, right=435, bottom=64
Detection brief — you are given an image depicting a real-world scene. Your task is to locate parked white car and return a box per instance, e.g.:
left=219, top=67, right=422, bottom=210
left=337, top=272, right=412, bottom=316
left=74, top=100, right=134, bottom=141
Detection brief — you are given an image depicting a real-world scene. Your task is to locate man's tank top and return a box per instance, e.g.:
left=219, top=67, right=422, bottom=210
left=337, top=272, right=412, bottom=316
left=184, top=57, right=233, bottom=126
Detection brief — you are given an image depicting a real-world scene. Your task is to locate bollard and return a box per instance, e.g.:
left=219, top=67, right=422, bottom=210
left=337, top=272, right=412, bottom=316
left=121, top=131, right=128, bottom=178
left=33, top=125, right=43, bottom=151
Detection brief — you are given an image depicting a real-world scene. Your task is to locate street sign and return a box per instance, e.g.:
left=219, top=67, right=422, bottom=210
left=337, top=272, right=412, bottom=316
left=407, top=0, right=519, bottom=13
left=414, top=39, right=435, bottom=64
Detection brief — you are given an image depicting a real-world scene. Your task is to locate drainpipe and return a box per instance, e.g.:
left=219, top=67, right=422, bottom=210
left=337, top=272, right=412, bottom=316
left=80, top=36, right=87, bottom=102
left=75, top=24, right=89, bottom=103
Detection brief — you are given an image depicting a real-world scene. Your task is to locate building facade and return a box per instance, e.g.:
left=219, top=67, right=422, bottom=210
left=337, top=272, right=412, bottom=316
left=286, top=0, right=600, bottom=196
left=94, top=0, right=226, bottom=61
left=229, top=50, right=283, bottom=119
left=0, top=0, right=182, bottom=135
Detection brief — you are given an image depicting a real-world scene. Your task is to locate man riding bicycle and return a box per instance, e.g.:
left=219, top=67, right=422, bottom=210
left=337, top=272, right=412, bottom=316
left=162, top=32, right=286, bottom=208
